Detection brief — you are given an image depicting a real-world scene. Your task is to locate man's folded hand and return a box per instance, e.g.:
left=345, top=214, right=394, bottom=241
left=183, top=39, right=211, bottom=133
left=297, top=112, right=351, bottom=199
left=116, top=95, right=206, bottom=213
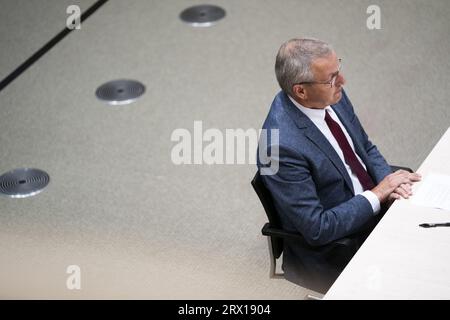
left=372, top=170, right=422, bottom=203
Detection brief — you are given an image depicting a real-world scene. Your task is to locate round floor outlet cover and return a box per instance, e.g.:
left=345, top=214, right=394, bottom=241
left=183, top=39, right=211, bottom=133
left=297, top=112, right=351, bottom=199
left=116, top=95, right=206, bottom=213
left=0, top=168, right=50, bottom=198
left=95, top=79, right=145, bottom=105
left=180, top=5, right=226, bottom=27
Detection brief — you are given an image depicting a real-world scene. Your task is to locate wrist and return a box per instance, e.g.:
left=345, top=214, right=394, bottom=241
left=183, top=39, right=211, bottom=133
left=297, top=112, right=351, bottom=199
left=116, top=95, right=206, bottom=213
left=371, top=187, right=384, bottom=203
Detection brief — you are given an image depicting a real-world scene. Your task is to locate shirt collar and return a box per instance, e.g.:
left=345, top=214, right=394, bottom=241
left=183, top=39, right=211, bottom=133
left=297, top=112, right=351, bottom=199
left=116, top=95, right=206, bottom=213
left=288, top=95, right=333, bottom=122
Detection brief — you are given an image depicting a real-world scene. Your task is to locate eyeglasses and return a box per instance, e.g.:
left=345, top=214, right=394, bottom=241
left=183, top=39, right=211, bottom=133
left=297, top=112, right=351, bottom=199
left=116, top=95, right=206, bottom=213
left=295, top=58, right=342, bottom=88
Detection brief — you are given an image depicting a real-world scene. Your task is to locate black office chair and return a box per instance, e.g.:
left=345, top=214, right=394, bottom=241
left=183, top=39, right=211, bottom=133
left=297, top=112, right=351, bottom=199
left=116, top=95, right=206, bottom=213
left=251, top=165, right=413, bottom=280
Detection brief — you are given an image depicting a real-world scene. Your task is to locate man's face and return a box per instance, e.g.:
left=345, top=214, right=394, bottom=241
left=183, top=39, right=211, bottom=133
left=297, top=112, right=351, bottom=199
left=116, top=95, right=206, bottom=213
left=300, top=51, right=345, bottom=109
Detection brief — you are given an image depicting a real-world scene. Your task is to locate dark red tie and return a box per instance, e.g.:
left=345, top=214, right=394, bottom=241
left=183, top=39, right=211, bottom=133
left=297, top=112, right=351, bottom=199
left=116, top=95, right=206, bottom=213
left=324, top=110, right=375, bottom=191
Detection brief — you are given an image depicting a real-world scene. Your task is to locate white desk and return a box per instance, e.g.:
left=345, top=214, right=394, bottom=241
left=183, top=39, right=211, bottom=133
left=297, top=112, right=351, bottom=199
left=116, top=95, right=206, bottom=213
left=324, top=127, right=450, bottom=300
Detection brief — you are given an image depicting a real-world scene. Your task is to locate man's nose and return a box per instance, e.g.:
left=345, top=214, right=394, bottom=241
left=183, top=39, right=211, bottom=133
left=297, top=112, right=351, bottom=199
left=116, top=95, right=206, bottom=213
left=336, top=73, right=346, bottom=87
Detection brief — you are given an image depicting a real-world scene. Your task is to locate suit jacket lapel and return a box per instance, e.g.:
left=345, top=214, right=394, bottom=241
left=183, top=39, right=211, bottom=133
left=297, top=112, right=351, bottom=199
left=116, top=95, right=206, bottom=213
left=304, top=127, right=355, bottom=194
left=282, top=94, right=355, bottom=194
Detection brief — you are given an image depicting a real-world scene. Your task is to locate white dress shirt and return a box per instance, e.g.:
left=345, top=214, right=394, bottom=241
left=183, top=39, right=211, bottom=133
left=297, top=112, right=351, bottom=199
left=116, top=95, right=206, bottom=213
left=288, top=95, right=380, bottom=214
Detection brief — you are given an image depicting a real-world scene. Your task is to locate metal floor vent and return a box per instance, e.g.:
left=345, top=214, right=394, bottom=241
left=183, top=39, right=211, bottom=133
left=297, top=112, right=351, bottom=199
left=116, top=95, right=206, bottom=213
left=95, top=79, right=145, bottom=105
left=0, top=168, right=50, bottom=198
left=180, top=5, right=226, bottom=27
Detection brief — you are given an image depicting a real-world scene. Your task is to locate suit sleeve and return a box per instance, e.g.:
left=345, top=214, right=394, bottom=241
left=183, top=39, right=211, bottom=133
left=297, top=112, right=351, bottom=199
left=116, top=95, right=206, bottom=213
left=261, top=144, right=376, bottom=247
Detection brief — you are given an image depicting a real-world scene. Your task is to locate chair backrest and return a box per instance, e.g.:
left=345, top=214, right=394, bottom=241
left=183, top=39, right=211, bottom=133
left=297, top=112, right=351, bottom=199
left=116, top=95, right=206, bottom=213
left=251, top=171, right=284, bottom=259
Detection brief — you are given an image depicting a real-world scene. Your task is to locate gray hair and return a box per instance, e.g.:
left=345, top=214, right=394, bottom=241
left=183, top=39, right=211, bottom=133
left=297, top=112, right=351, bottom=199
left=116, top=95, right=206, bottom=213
left=275, top=38, right=333, bottom=96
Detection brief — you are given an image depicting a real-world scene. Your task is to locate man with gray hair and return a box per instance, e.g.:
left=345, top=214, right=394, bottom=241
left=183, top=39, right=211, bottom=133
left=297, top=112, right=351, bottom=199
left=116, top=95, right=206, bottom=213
left=257, top=38, right=421, bottom=293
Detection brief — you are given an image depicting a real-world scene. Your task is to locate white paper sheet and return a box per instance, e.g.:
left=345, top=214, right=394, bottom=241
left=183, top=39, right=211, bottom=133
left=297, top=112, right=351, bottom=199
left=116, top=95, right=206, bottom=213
left=411, top=173, right=450, bottom=211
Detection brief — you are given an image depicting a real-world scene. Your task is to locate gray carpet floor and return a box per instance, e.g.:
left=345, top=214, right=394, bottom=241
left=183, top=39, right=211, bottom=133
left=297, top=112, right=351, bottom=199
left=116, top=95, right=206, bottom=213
left=0, top=0, right=449, bottom=299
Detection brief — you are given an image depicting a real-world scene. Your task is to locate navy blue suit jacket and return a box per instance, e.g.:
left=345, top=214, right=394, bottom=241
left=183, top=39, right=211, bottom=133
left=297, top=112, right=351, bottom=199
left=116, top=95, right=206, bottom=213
left=257, top=90, right=391, bottom=292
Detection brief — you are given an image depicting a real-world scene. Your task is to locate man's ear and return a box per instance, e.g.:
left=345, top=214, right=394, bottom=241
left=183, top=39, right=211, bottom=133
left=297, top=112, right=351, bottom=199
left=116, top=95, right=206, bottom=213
left=292, top=84, right=307, bottom=100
